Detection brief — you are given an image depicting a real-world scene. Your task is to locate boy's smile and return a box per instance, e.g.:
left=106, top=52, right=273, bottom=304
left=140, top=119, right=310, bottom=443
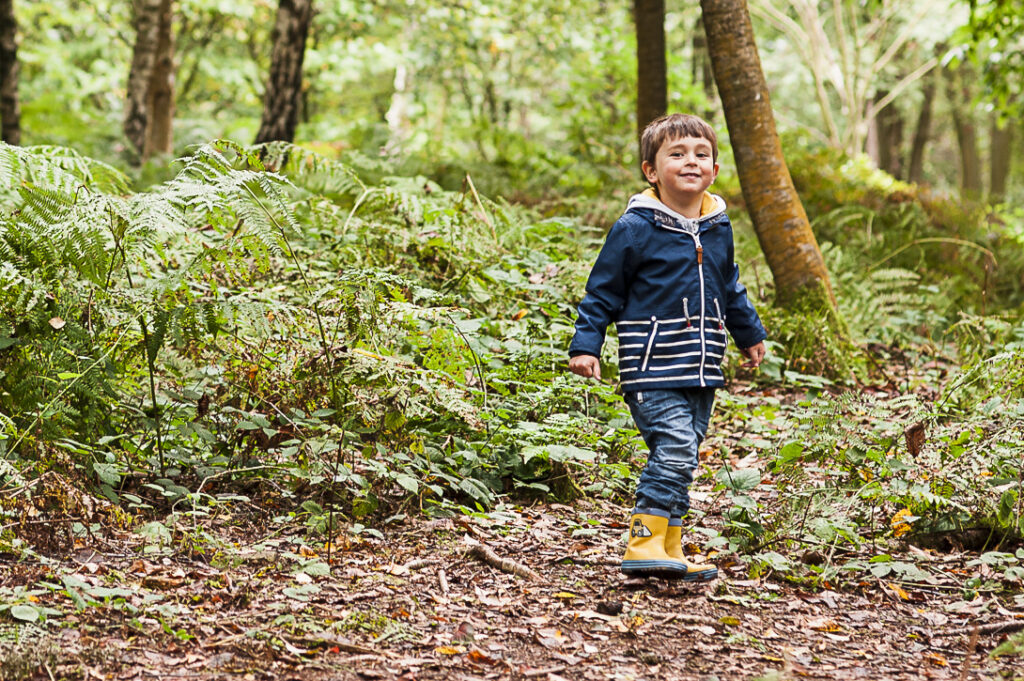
left=641, top=135, right=719, bottom=218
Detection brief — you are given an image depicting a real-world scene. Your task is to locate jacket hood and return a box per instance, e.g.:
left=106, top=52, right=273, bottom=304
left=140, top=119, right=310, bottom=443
left=626, top=189, right=727, bottom=231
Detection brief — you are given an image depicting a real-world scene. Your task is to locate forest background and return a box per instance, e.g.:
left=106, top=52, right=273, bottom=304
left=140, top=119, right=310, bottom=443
left=2, top=0, right=1024, bottom=679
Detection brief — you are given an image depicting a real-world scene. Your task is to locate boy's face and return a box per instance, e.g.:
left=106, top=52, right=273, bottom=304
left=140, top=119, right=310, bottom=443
left=641, top=135, right=719, bottom=212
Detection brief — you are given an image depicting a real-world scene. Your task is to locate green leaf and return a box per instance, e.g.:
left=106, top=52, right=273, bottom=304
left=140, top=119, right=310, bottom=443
left=296, top=561, right=331, bottom=577
left=716, top=467, right=761, bottom=492
left=395, top=475, right=419, bottom=493
left=10, top=605, right=40, bottom=622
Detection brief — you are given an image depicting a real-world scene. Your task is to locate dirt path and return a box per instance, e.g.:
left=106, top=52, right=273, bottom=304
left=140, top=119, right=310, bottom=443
left=2, top=498, right=1022, bottom=681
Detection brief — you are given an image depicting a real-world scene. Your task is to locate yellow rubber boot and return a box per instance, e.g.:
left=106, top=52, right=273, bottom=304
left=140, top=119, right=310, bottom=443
left=621, top=513, right=687, bottom=579
left=665, top=518, right=718, bottom=582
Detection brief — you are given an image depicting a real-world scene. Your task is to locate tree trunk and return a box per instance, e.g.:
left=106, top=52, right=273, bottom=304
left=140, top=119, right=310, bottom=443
left=944, top=61, right=982, bottom=198
left=0, top=0, right=20, bottom=145
left=907, top=69, right=936, bottom=185
left=144, top=0, right=174, bottom=158
left=125, top=0, right=175, bottom=160
left=873, top=89, right=904, bottom=179
left=634, top=0, right=666, bottom=143
left=383, top=63, right=412, bottom=155
left=700, top=0, right=834, bottom=307
left=691, top=15, right=716, bottom=122
left=989, top=115, right=1012, bottom=203
left=254, top=0, right=313, bottom=145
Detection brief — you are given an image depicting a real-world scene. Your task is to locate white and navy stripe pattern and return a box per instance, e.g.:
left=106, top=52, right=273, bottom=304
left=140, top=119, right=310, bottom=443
left=616, top=305, right=728, bottom=388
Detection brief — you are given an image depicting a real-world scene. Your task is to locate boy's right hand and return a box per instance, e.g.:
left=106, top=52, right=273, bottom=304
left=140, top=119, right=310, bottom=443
left=569, top=354, right=601, bottom=380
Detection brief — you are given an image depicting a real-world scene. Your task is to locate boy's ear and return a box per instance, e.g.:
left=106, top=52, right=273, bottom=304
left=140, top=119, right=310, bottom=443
left=712, top=162, right=719, bottom=182
left=641, top=160, right=658, bottom=185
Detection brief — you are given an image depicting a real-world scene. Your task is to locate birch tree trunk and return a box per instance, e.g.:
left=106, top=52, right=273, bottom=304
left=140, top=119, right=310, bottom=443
left=254, top=0, right=313, bottom=145
left=125, top=0, right=175, bottom=160
left=634, top=0, right=666, bottom=140
left=700, top=0, right=834, bottom=306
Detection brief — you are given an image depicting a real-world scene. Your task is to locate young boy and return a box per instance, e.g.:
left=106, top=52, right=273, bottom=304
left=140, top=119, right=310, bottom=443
left=568, top=114, right=766, bottom=581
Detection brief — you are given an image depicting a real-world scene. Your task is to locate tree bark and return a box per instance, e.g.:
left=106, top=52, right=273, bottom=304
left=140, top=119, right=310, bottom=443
left=873, top=89, right=904, bottom=179
left=944, top=60, right=982, bottom=198
left=144, top=0, right=174, bottom=158
left=634, top=0, right=666, bottom=144
left=700, top=0, right=834, bottom=307
left=989, top=115, right=1011, bottom=203
left=907, top=70, right=936, bottom=185
left=125, top=0, right=175, bottom=160
left=691, top=15, right=716, bottom=123
left=0, top=0, right=20, bottom=145
left=254, top=0, right=313, bottom=145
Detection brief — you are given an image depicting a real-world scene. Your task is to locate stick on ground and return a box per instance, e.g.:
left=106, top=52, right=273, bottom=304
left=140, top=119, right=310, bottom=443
left=467, top=544, right=542, bottom=582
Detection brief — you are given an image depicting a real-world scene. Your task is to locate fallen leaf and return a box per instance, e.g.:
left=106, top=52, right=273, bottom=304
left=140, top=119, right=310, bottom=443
left=888, top=582, right=912, bottom=601
left=141, top=575, right=185, bottom=590
left=467, top=648, right=500, bottom=665
left=435, top=646, right=465, bottom=655
left=49, top=317, right=66, bottom=330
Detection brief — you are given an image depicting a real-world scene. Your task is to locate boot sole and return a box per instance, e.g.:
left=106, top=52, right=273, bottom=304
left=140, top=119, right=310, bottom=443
left=621, top=560, right=718, bottom=582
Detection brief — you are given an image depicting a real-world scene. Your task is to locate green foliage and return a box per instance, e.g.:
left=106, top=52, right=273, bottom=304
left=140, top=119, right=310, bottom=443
left=0, top=140, right=644, bottom=531
left=755, top=280, right=858, bottom=382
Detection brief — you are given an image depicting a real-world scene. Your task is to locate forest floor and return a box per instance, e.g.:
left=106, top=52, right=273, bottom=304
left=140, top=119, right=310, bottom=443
left=3, top=383, right=1024, bottom=681
left=4, top=495, right=1024, bottom=680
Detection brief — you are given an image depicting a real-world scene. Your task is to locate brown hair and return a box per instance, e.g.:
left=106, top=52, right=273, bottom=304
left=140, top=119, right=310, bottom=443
left=640, top=114, right=719, bottom=172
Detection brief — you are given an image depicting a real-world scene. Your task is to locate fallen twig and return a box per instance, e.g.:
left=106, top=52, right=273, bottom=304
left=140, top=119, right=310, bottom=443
left=438, top=567, right=450, bottom=595
left=936, top=620, right=1024, bottom=638
left=524, top=666, right=566, bottom=678
left=468, top=544, right=541, bottom=582
left=960, top=626, right=978, bottom=681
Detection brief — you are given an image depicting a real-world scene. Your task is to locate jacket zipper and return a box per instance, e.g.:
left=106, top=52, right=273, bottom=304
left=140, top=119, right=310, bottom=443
left=693, top=233, right=707, bottom=387
left=713, top=299, right=725, bottom=329
left=641, top=317, right=659, bottom=372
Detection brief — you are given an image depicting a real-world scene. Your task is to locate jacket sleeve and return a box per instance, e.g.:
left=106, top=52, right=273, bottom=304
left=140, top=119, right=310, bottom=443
left=723, top=233, right=767, bottom=350
left=568, top=217, right=635, bottom=358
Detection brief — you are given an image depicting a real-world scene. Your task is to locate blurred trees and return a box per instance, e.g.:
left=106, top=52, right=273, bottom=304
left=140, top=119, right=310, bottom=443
left=1, top=0, right=1020, bottom=203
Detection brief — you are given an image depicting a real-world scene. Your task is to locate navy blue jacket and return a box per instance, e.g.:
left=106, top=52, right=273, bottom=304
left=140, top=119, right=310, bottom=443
left=569, top=192, right=766, bottom=391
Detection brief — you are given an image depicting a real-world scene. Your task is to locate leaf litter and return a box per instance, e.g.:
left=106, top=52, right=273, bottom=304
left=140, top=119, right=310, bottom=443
left=2, top=381, right=1024, bottom=680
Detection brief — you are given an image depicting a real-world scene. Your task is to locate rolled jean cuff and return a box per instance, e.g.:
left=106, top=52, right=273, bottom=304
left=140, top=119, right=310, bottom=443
left=631, top=507, right=672, bottom=519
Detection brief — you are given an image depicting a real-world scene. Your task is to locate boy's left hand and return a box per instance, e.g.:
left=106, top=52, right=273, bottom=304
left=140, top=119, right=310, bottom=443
left=740, top=341, right=766, bottom=368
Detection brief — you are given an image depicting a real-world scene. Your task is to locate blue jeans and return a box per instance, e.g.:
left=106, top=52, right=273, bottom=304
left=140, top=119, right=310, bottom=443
left=624, top=388, right=715, bottom=519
